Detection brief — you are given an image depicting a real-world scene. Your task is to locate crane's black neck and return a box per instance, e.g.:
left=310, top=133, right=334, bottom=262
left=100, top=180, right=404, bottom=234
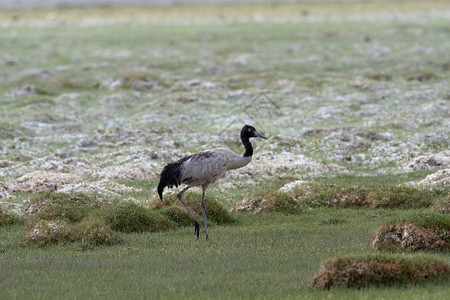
left=241, top=134, right=253, bottom=157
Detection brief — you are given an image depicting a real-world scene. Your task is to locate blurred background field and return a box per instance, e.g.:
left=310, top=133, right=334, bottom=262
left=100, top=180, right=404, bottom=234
left=0, top=0, right=449, bottom=299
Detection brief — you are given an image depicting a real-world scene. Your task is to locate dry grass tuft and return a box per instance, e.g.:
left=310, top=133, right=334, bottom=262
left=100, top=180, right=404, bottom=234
left=371, top=213, right=449, bottom=252
left=24, top=220, right=67, bottom=247
left=24, top=218, right=121, bottom=247
left=310, top=254, right=450, bottom=290
left=431, top=194, right=450, bottom=213
left=406, top=71, right=440, bottom=82
left=232, top=192, right=299, bottom=214
left=371, top=223, right=449, bottom=252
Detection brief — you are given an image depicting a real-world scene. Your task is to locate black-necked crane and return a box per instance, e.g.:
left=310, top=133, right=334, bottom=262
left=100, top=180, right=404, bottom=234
left=157, top=124, right=267, bottom=240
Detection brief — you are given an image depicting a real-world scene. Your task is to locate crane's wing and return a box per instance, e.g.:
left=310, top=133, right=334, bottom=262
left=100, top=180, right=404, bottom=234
left=180, top=150, right=229, bottom=186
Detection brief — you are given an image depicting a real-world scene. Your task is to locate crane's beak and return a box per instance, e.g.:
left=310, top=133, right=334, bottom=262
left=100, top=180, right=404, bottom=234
left=254, top=130, right=267, bottom=139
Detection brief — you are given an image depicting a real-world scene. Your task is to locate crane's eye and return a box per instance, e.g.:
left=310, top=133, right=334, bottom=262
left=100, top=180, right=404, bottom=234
left=248, top=128, right=252, bottom=132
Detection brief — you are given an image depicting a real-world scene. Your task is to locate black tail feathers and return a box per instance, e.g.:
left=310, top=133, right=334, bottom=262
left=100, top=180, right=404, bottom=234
left=157, top=181, right=165, bottom=201
left=157, top=160, right=185, bottom=200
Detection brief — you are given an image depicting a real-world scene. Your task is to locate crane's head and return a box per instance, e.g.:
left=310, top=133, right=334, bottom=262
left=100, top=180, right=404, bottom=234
left=241, top=124, right=267, bottom=139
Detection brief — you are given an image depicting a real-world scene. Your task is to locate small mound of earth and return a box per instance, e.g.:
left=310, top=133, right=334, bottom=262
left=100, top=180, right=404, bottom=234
left=279, top=180, right=312, bottom=197
left=231, top=195, right=268, bottom=213
left=407, top=168, right=449, bottom=187
left=408, top=150, right=450, bottom=170
left=40, top=158, right=93, bottom=176
left=5, top=84, right=36, bottom=98
left=226, top=152, right=348, bottom=179
left=231, top=192, right=298, bottom=214
left=310, top=255, right=450, bottom=290
left=371, top=223, right=449, bottom=252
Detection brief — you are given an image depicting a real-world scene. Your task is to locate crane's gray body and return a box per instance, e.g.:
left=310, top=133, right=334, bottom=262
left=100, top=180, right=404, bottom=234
left=180, top=148, right=252, bottom=187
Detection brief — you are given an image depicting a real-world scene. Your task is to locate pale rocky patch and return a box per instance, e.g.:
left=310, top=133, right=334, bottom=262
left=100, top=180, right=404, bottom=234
left=171, top=78, right=222, bottom=90
left=57, top=179, right=141, bottom=197
left=407, top=168, right=449, bottom=187
left=6, top=170, right=141, bottom=198
left=40, top=158, right=93, bottom=177
left=26, top=221, right=65, bottom=245
left=4, top=84, right=36, bottom=98
left=231, top=195, right=269, bottom=213
left=8, top=171, right=83, bottom=193
left=215, top=179, right=257, bottom=193
left=408, top=150, right=450, bottom=171
left=226, top=152, right=348, bottom=179
left=0, top=184, right=13, bottom=199
left=91, top=165, right=149, bottom=180
left=278, top=180, right=313, bottom=199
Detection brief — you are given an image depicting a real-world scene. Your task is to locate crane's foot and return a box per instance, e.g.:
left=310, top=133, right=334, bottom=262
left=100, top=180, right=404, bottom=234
left=194, top=220, right=199, bottom=239
left=205, top=233, right=209, bottom=241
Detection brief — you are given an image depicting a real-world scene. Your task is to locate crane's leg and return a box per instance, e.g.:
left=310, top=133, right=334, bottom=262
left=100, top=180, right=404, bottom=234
left=177, top=185, right=200, bottom=239
left=201, top=187, right=209, bottom=241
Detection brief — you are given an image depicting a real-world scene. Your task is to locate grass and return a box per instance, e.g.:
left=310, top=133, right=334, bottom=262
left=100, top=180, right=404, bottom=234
left=431, top=195, right=450, bottom=213
left=102, top=201, right=176, bottom=233
left=0, top=204, right=24, bottom=226
left=0, top=209, right=448, bottom=298
left=18, top=191, right=234, bottom=246
left=235, top=176, right=448, bottom=212
left=389, top=211, right=450, bottom=230
left=24, top=192, right=104, bottom=223
left=1, top=0, right=450, bottom=298
left=297, top=184, right=446, bottom=209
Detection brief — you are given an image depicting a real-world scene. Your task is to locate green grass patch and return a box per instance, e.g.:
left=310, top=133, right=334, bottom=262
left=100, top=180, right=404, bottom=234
left=159, top=206, right=192, bottom=227
left=237, top=179, right=447, bottom=213
left=25, top=192, right=105, bottom=223
left=0, top=122, right=33, bottom=140
left=1, top=208, right=449, bottom=298
left=70, top=216, right=122, bottom=246
left=0, top=205, right=24, bottom=226
left=391, top=211, right=450, bottom=230
left=101, top=201, right=176, bottom=233
left=296, top=183, right=445, bottom=209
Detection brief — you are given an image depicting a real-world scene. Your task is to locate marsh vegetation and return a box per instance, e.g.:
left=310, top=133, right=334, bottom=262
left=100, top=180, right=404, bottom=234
left=1, top=0, right=449, bottom=298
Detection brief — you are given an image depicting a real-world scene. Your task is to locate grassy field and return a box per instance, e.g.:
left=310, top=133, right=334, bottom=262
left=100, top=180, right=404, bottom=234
left=1, top=0, right=449, bottom=299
